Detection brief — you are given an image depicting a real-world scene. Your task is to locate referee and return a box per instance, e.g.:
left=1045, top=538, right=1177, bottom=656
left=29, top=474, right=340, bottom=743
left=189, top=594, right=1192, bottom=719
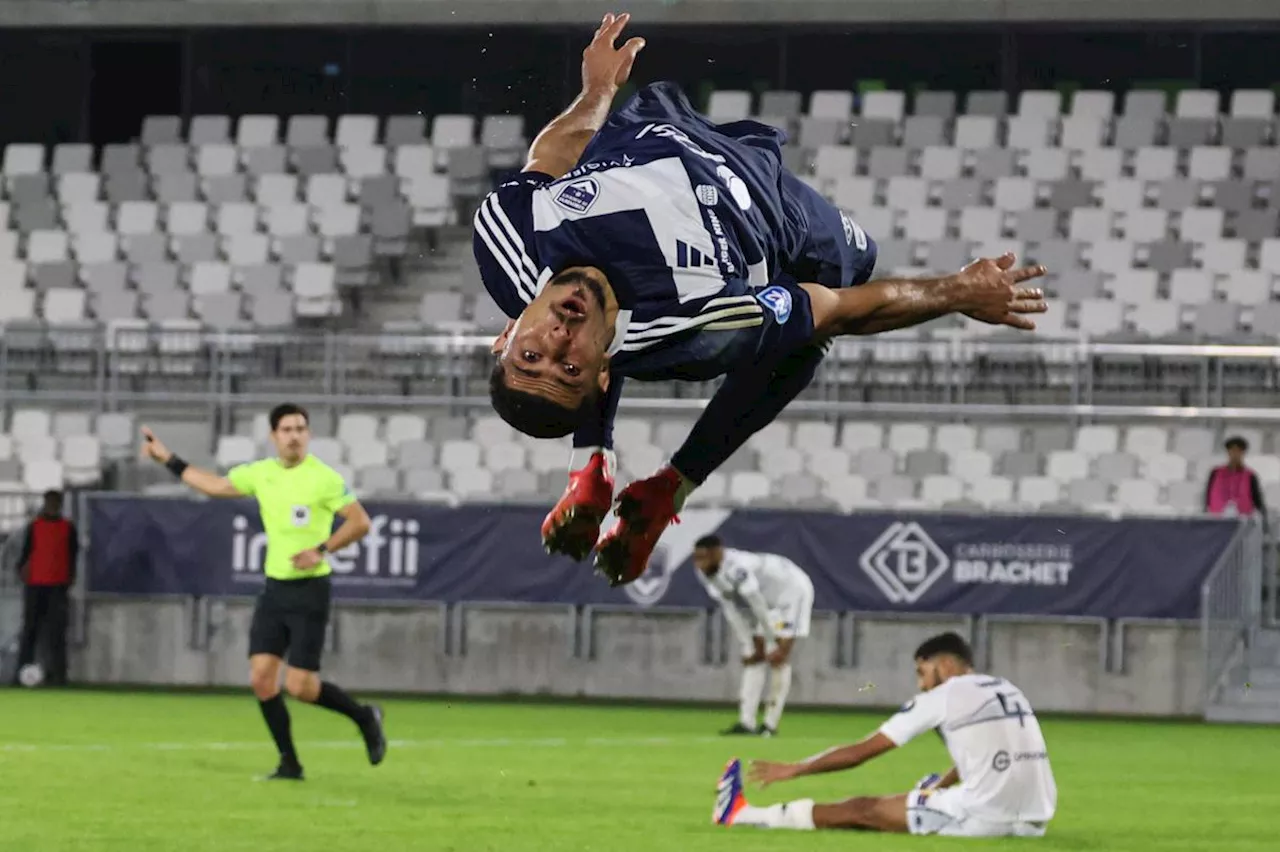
left=141, top=403, right=387, bottom=780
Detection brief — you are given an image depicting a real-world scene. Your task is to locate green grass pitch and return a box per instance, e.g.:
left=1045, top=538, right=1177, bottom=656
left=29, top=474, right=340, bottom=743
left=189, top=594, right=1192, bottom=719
left=0, top=690, right=1275, bottom=851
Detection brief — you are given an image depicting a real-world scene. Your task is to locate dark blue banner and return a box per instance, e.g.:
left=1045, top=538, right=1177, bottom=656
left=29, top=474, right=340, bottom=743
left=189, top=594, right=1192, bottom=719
left=85, top=497, right=1239, bottom=619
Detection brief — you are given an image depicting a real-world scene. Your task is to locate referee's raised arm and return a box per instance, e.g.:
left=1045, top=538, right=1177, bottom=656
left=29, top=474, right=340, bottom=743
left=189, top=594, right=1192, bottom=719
left=138, top=407, right=387, bottom=781
left=140, top=426, right=245, bottom=498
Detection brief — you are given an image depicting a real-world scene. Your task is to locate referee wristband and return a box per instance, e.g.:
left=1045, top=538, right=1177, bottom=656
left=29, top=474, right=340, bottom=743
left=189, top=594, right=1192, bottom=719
left=316, top=543, right=328, bottom=554
left=165, top=455, right=189, bottom=479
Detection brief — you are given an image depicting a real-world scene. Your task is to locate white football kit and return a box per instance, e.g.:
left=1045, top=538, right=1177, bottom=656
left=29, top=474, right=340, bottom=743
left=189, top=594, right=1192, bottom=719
left=880, top=673, right=1057, bottom=837
left=696, top=549, right=814, bottom=651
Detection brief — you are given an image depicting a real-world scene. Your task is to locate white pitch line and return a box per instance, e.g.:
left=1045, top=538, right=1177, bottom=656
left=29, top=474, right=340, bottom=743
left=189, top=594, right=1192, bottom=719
left=0, top=734, right=826, bottom=755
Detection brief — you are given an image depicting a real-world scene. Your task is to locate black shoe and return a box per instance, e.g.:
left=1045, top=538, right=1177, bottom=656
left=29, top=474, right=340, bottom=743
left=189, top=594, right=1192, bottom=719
left=267, top=762, right=304, bottom=781
left=760, top=726, right=778, bottom=738
left=360, top=704, right=387, bottom=766
left=720, top=722, right=759, bottom=736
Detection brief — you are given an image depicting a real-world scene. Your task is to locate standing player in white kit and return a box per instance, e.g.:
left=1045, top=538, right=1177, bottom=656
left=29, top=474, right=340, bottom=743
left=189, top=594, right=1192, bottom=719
left=713, top=632, right=1057, bottom=838
left=692, top=535, right=815, bottom=737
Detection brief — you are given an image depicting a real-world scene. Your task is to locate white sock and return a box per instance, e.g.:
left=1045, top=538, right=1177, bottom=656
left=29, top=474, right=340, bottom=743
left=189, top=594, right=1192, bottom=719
left=739, top=664, right=767, bottom=730
left=732, top=799, right=815, bottom=830
left=763, top=664, right=793, bottom=730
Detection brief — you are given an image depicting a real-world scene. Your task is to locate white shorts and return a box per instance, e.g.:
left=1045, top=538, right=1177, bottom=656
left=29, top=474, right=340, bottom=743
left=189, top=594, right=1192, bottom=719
left=907, top=789, right=1048, bottom=838
left=751, top=582, right=814, bottom=640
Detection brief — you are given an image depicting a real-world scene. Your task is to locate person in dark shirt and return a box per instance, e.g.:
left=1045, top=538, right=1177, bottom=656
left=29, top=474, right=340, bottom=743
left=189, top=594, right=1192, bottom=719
left=474, top=14, right=1047, bottom=586
left=1204, top=436, right=1268, bottom=522
left=13, top=490, right=78, bottom=686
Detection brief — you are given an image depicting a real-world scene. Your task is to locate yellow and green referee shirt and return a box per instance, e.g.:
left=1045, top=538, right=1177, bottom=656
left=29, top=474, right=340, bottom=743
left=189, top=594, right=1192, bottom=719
left=227, top=455, right=356, bottom=581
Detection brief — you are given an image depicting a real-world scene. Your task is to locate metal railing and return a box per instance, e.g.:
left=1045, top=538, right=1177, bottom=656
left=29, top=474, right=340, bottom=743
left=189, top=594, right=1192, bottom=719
left=1201, top=518, right=1266, bottom=710
left=1, top=323, right=1279, bottom=421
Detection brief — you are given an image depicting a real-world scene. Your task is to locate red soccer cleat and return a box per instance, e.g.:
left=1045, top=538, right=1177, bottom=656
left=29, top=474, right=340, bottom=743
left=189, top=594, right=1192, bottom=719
left=541, top=452, right=614, bottom=562
left=594, top=465, right=683, bottom=586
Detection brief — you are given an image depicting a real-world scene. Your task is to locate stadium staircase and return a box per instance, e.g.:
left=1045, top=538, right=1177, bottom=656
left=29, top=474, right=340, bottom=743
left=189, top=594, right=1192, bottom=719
left=1206, top=628, right=1280, bottom=723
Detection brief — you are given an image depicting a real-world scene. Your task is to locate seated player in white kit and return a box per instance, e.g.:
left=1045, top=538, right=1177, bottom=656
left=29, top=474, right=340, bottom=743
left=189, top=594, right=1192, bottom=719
left=713, top=632, right=1057, bottom=837
left=692, top=535, right=815, bottom=737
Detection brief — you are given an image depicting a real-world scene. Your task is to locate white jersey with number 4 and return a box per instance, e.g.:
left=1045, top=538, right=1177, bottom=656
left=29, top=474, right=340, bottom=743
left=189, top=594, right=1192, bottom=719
left=880, top=673, right=1057, bottom=824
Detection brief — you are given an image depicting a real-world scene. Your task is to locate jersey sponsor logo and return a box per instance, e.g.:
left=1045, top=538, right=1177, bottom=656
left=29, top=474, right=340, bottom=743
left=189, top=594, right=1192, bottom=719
left=635, top=123, right=753, bottom=210
left=675, top=239, right=719, bottom=270
left=992, top=750, right=1012, bottom=772
left=953, top=542, right=1074, bottom=587
left=291, top=505, right=311, bottom=527
left=553, top=177, right=600, bottom=214
left=560, top=154, right=635, bottom=181
left=696, top=184, right=719, bottom=206
left=756, top=285, right=793, bottom=324
left=859, top=522, right=950, bottom=604
left=840, top=210, right=868, bottom=250
left=704, top=209, right=737, bottom=274
left=231, top=514, right=422, bottom=586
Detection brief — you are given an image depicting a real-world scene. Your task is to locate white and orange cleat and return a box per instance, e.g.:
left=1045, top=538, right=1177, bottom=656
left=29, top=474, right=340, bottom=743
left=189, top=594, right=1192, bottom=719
left=713, top=758, right=748, bottom=826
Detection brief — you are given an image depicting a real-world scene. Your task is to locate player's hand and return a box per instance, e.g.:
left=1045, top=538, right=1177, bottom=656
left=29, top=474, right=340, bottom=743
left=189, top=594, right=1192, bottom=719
left=748, top=760, right=800, bottom=788
left=139, top=426, right=172, bottom=464
left=950, top=253, right=1048, bottom=331
left=766, top=646, right=789, bottom=667
left=291, top=549, right=324, bottom=570
left=742, top=649, right=765, bottom=666
left=581, top=12, right=646, bottom=92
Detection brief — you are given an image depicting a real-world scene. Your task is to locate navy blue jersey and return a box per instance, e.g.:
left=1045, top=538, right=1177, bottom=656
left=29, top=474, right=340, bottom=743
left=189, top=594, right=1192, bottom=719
left=473, top=82, right=877, bottom=381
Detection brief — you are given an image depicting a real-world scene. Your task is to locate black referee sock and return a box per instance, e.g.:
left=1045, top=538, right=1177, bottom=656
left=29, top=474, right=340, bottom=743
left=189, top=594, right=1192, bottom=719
left=258, top=694, right=300, bottom=766
left=315, top=681, right=368, bottom=725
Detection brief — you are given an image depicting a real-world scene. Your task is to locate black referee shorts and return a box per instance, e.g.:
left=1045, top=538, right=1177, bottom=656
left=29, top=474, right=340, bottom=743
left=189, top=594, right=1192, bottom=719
left=248, top=576, right=332, bottom=672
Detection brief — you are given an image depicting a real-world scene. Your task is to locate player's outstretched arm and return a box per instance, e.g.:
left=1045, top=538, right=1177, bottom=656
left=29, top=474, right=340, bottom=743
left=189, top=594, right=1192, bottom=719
left=139, top=426, right=244, bottom=499
left=803, top=253, right=1048, bottom=339
left=749, top=732, right=897, bottom=787
left=523, top=12, right=645, bottom=179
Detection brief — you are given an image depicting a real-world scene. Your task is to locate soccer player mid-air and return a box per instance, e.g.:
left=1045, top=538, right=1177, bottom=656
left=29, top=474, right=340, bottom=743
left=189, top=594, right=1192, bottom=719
left=473, top=12, right=1048, bottom=586
left=692, top=536, right=814, bottom=737
left=713, top=632, right=1057, bottom=838
left=140, top=404, right=387, bottom=780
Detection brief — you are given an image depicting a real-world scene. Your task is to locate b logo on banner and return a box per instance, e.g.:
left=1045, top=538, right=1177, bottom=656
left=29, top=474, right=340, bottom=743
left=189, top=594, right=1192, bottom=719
left=860, top=521, right=950, bottom=604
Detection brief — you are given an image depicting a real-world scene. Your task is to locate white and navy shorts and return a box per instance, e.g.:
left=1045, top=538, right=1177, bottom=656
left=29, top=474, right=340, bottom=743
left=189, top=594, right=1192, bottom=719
left=749, top=584, right=814, bottom=641
left=907, top=789, right=1048, bottom=838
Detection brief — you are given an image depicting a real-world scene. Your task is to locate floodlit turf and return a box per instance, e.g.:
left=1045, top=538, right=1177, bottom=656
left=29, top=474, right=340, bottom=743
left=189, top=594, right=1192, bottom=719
left=0, top=690, right=1275, bottom=851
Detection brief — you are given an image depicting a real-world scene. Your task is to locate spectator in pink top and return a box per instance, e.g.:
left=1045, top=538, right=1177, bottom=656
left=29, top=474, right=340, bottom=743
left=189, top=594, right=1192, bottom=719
left=1204, top=436, right=1268, bottom=520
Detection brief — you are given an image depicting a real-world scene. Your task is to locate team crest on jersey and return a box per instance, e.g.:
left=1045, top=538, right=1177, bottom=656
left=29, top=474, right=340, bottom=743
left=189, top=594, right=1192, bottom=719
left=554, top=177, right=599, bottom=214
left=696, top=184, right=719, bottom=206
left=756, top=285, right=793, bottom=324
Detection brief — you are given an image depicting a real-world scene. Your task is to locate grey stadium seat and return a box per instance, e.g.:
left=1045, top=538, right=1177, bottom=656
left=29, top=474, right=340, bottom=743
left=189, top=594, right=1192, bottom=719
left=189, top=116, right=231, bottom=145
left=965, top=90, right=1008, bottom=117
left=1112, top=116, right=1159, bottom=148
left=1123, top=90, right=1167, bottom=118
left=384, top=115, right=427, bottom=146
left=1166, top=118, right=1215, bottom=149
left=51, top=144, right=94, bottom=175
left=999, top=450, right=1042, bottom=478
left=849, top=120, right=896, bottom=150
left=902, top=116, right=946, bottom=148
left=913, top=91, right=956, bottom=118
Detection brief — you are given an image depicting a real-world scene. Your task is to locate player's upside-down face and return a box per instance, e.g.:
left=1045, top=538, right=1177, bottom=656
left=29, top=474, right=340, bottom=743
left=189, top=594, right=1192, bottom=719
left=491, top=267, right=614, bottom=408
left=271, top=413, right=310, bottom=465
